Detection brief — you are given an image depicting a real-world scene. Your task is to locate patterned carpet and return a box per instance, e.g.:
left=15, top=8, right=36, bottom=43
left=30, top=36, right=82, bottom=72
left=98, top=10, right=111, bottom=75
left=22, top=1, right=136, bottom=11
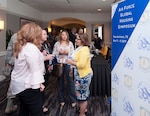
left=0, top=75, right=111, bottom=116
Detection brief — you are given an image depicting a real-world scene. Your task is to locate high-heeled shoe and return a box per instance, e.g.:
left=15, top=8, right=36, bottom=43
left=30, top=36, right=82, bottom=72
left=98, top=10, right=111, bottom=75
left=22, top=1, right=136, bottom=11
left=60, top=102, right=65, bottom=106
left=5, top=98, right=18, bottom=114
left=5, top=105, right=18, bottom=114
left=71, top=102, right=76, bottom=108
left=43, top=106, right=49, bottom=114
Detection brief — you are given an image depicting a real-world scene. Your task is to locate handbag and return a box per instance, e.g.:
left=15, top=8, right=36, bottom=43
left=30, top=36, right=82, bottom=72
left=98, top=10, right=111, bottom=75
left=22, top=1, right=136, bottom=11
left=51, top=56, right=63, bottom=78
left=1, top=65, right=13, bottom=77
left=51, top=63, right=63, bottom=78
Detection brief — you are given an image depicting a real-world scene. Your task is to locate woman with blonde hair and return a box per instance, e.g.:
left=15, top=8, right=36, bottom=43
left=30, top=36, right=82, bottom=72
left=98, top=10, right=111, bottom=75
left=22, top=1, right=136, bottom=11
left=53, top=30, right=77, bottom=107
left=10, top=23, right=45, bottom=116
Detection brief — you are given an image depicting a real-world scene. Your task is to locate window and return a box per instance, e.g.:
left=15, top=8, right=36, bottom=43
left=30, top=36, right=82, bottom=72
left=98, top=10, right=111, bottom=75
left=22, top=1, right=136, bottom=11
left=92, top=24, right=103, bottom=40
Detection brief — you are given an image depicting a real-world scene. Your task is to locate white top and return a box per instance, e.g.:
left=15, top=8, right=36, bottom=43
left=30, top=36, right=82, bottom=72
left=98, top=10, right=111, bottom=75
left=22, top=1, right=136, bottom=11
left=10, top=43, right=45, bottom=95
left=69, top=46, right=83, bottom=69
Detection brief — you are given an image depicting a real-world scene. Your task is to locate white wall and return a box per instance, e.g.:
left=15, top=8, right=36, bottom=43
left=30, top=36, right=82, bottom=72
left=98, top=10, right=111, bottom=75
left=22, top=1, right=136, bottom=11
left=104, top=22, right=112, bottom=47
left=0, top=0, right=7, bottom=9
left=43, top=12, right=111, bottom=23
left=7, top=0, right=43, bottom=21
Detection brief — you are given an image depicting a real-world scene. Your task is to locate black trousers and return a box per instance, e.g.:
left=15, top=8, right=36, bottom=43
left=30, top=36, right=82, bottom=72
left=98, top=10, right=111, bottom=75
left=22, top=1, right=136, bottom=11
left=18, top=89, right=43, bottom=116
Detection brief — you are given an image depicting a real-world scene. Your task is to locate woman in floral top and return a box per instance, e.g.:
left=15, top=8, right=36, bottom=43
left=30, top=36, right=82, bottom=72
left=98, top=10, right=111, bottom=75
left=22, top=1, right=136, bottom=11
left=53, top=30, right=77, bottom=107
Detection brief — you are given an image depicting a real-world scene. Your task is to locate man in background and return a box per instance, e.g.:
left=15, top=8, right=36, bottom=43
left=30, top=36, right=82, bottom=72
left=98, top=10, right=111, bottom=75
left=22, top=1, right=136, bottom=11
left=4, top=33, right=18, bottom=114
left=93, top=33, right=102, bottom=50
left=78, top=28, right=84, bottom=35
left=69, top=27, right=77, bottom=47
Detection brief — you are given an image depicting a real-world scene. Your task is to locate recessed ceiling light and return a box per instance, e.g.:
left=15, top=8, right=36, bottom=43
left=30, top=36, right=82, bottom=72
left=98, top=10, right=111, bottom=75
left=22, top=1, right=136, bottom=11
left=102, top=0, right=106, bottom=1
left=97, top=8, right=101, bottom=12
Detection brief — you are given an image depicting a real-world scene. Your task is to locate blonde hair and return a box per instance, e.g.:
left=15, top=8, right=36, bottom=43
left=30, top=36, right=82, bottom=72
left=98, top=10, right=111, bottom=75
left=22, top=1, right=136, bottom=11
left=59, top=30, right=70, bottom=44
left=14, top=23, right=42, bottom=58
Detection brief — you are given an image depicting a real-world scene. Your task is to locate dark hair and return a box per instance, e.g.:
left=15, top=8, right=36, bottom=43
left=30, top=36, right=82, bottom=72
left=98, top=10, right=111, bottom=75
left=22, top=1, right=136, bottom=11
left=100, top=40, right=105, bottom=46
left=95, top=34, right=98, bottom=37
left=44, top=27, right=49, bottom=35
left=79, top=33, right=90, bottom=46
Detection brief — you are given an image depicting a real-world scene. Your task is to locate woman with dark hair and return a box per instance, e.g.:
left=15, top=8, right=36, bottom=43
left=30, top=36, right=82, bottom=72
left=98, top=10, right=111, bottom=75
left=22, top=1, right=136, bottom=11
left=67, top=33, right=93, bottom=116
left=10, top=23, right=46, bottom=116
left=41, top=29, right=53, bottom=85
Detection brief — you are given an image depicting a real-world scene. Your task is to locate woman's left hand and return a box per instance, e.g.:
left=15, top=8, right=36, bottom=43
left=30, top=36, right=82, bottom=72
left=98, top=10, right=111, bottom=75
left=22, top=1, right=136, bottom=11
left=69, top=69, right=73, bottom=77
left=66, top=58, right=72, bottom=64
left=40, top=84, right=45, bottom=92
left=42, top=50, right=47, bottom=56
left=66, top=58, right=76, bottom=66
left=64, top=50, right=68, bottom=55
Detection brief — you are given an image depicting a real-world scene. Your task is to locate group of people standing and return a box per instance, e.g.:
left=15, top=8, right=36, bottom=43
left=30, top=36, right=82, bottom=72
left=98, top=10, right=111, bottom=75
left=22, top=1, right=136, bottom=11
left=93, top=33, right=110, bottom=60
left=5, top=23, right=93, bottom=116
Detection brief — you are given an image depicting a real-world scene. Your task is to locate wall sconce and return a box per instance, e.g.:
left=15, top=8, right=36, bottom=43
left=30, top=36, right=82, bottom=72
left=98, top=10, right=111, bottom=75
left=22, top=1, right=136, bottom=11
left=48, top=27, right=52, bottom=33
left=0, top=19, right=4, bottom=31
left=84, top=28, right=86, bottom=33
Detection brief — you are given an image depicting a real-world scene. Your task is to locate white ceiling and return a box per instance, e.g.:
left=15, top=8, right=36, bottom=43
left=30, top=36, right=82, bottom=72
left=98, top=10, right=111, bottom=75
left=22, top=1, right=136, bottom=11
left=18, top=0, right=121, bottom=13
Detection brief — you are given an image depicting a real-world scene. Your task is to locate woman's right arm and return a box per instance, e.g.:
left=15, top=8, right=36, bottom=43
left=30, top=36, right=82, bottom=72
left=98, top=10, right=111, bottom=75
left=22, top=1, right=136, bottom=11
left=44, top=54, right=54, bottom=61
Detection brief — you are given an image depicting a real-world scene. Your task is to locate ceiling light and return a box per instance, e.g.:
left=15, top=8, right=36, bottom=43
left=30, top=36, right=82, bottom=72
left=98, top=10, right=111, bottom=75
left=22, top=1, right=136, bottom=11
left=102, top=0, right=106, bottom=1
left=97, top=9, right=101, bottom=12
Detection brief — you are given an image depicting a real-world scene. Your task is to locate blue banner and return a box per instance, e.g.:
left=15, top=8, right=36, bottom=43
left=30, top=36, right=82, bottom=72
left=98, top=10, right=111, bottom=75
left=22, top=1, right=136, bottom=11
left=112, top=0, right=149, bottom=68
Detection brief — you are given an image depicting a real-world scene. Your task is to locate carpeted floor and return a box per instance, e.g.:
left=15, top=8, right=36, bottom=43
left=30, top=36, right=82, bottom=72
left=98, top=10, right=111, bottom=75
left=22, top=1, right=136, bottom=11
left=0, top=75, right=111, bottom=116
